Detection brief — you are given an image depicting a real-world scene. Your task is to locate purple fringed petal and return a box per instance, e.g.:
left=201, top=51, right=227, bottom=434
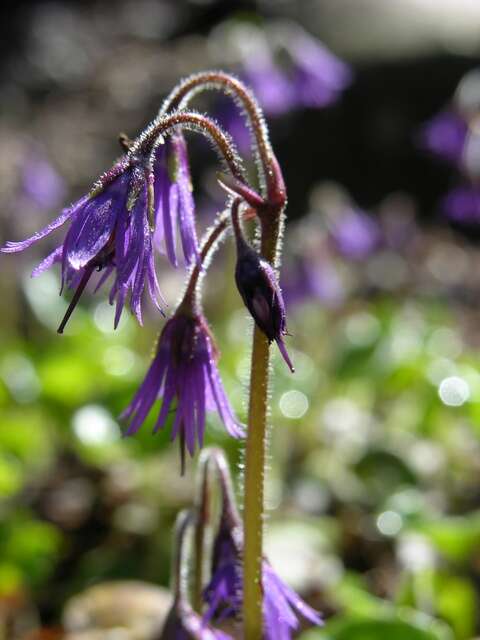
left=263, top=563, right=322, bottom=640
left=2, top=195, right=89, bottom=254
left=174, top=135, right=199, bottom=265
left=153, top=136, right=199, bottom=267
left=153, top=145, right=178, bottom=266
left=122, top=350, right=168, bottom=435
left=154, top=164, right=178, bottom=267
left=31, top=245, right=63, bottom=277
left=66, top=193, right=116, bottom=269
left=202, top=334, right=245, bottom=439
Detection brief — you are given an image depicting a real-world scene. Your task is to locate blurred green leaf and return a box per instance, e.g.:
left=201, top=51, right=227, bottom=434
left=300, top=613, right=453, bottom=640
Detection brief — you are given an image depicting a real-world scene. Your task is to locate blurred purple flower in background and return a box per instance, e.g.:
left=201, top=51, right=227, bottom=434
left=21, top=149, right=66, bottom=211
left=122, top=311, right=244, bottom=470
left=328, top=206, right=381, bottom=260
left=420, top=68, right=480, bottom=227
left=285, top=22, right=353, bottom=110
left=211, top=19, right=352, bottom=119
left=442, top=185, right=480, bottom=223
left=281, top=255, right=346, bottom=309
left=418, top=110, right=467, bottom=166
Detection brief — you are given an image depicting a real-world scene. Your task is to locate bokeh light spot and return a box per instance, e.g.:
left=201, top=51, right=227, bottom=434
left=279, top=390, right=309, bottom=419
left=376, top=510, right=403, bottom=536
left=438, top=376, right=470, bottom=406
left=72, top=405, right=120, bottom=445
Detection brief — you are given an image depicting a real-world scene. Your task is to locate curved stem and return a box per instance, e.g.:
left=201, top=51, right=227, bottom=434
left=193, top=454, right=211, bottom=613
left=160, top=71, right=272, bottom=190
left=181, top=211, right=230, bottom=308
left=243, top=212, right=284, bottom=640
left=171, top=510, right=193, bottom=603
left=181, top=201, right=256, bottom=308
left=132, top=111, right=246, bottom=185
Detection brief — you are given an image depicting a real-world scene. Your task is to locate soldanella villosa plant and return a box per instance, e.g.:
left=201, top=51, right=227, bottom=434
left=2, top=71, right=322, bottom=639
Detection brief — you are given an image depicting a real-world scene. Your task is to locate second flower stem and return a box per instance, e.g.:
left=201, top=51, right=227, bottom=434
left=243, top=327, right=270, bottom=640
left=243, top=214, right=282, bottom=640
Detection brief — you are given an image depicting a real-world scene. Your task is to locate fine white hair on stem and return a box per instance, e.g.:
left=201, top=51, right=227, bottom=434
left=131, top=109, right=247, bottom=185
left=158, top=70, right=272, bottom=197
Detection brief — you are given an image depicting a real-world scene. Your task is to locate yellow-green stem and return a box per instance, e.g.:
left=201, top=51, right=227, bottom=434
left=243, top=215, right=282, bottom=640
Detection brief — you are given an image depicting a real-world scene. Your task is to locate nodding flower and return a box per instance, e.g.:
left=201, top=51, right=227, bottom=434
left=2, top=152, right=167, bottom=332
left=1, top=130, right=204, bottom=334
left=121, top=309, right=244, bottom=474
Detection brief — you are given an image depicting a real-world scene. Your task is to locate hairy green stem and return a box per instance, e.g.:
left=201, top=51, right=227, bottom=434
left=243, top=213, right=283, bottom=640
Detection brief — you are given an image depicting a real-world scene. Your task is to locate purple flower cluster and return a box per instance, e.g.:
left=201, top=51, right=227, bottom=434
left=2, top=137, right=197, bottom=333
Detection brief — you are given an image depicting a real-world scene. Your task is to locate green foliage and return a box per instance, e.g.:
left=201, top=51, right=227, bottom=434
left=1, top=260, right=480, bottom=635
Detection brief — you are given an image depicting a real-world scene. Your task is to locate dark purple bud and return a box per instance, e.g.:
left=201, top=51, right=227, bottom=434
left=232, top=207, right=294, bottom=372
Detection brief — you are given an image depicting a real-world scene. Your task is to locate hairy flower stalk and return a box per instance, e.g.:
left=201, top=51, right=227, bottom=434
left=159, top=71, right=273, bottom=195
left=240, top=150, right=289, bottom=639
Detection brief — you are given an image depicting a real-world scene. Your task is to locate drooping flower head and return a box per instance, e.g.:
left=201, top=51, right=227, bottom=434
left=122, top=308, right=244, bottom=472
left=2, top=132, right=199, bottom=333
left=231, top=204, right=294, bottom=372
left=202, top=451, right=322, bottom=640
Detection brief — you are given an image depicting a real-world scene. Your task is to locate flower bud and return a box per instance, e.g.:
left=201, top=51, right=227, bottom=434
left=234, top=232, right=294, bottom=372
